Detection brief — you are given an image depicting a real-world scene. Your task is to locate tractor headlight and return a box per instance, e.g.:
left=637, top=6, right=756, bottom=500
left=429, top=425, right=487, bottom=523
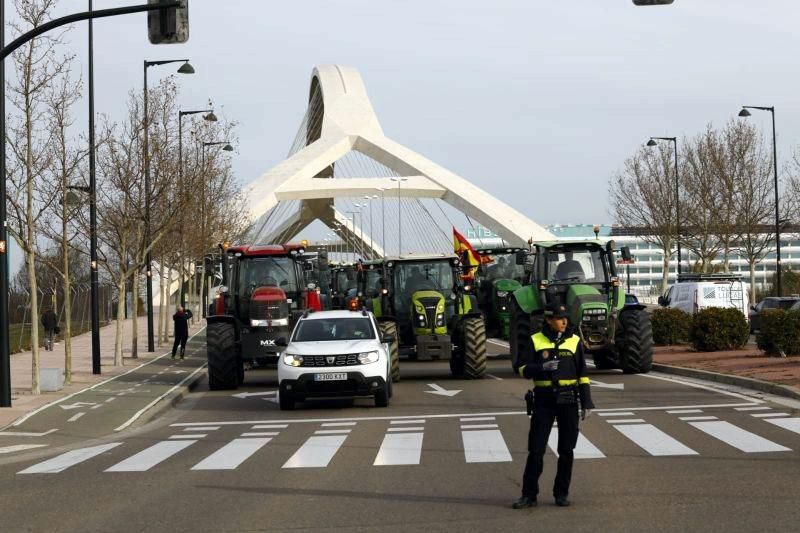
left=418, top=313, right=426, bottom=325
left=357, top=351, right=379, bottom=364
left=436, top=313, right=445, bottom=327
left=496, top=290, right=508, bottom=298
left=282, top=354, right=303, bottom=367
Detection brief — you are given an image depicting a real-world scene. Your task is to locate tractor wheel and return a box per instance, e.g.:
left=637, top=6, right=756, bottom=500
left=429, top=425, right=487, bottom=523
left=617, top=309, right=654, bottom=374
left=237, top=355, right=245, bottom=385
left=592, top=349, right=617, bottom=370
left=207, top=321, right=240, bottom=390
left=463, top=316, right=487, bottom=379
left=510, top=301, right=541, bottom=373
left=379, top=321, right=400, bottom=383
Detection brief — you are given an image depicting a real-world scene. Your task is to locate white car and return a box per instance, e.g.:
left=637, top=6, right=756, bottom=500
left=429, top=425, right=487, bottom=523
left=658, top=275, right=750, bottom=318
left=277, top=309, right=393, bottom=410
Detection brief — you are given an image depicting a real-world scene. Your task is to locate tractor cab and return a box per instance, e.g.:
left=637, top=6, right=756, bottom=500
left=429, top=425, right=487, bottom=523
left=330, top=264, right=357, bottom=309
left=473, top=246, right=527, bottom=339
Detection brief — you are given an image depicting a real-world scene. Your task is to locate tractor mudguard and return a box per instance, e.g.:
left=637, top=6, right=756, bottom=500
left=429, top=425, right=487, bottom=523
left=511, top=285, right=541, bottom=314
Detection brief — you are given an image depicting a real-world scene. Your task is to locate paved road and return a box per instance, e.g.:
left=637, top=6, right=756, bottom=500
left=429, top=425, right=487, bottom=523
left=1, top=333, right=799, bottom=532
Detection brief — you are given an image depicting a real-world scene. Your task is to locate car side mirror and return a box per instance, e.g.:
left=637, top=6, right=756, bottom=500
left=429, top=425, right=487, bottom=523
left=750, top=305, right=757, bottom=311
left=657, top=296, right=666, bottom=306
left=275, top=337, right=288, bottom=347
left=515, top=251, right=526, bottom=265
left=382, top=334, right=395, bottom=344
left=621, top=246, right=632, bottom=262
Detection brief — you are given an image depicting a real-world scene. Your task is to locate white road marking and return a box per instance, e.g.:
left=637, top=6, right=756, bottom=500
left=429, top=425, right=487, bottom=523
left=488, top=339, right=509, bottom=348
left=314, top=429, right=352, bottom=435
left=547, top=432, right=605, bottom=459
left=374, top=432, right=424, bottom=466
left=485, top=374, right=503, bottom=381
left=169, top=434, right=207, bottom=439
left=752, top=413, right=790, bottom=418
left=425, top=383, right=462, bottom=397
left=607, top=419, right=646, bottom=424
left=689, top=421, right=791, bottom=453
left=640, top=373, right=764, bottom=402
left=460, top=417, right=496, bottom=422
left=106, top=440, right=196, bottom=472
left=90, top=404, right=103, bottom=410
left=387, top=427, right=425, bottom=432
left=679, top=416, right=718, bottom=421
left=67, top=412, right=85, bottom=422
left=598, top=412, right=635, bottom=417
left=462, top=429, right=512, bottom=463
left=241, top=432, right=280, bottom=437
left=251, top=424, right=289, bottom=430
left=232, top=391, right=276, bottom=399
left=321, top=422, right=357, bottom=427
left=765, top=417, right=800, bottom=436
left=0, top=429, right=59, bottom=437
left=591, top=380, right=625, bottom=390
left=188, top=426, right=221, bottom=431
left=60, top=401, right=97, bottom=411
left=191, top=438, right=271, bottom=470
left=282, top=435, right=348, bottom=468
left=105, top=398, right=116, bottom=403
left=390, top=420, right=426, bottom=425
left=460, top=424, right=499, bottom=430
left=0, top=444, right=48, bottom=455
left=19, top=443, right=123, bottom=474
left=735, top=406, right=771, bottom=412
left=667, top=409, right=703, bottom=414
left=614, top=424, right=698, bottom=456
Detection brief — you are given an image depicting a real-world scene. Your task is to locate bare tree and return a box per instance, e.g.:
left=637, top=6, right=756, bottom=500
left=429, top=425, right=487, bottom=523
left=609, top=143, right=677, bottom=293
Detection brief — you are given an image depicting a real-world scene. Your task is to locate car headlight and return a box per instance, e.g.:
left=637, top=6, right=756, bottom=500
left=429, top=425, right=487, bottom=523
left=357, top=351, right=379, bottom=364
left=282, top=353, right=303, bottom=367
left=496, top=290, right=508, bottom=298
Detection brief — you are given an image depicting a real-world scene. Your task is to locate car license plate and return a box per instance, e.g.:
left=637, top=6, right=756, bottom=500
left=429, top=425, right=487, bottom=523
left=314, top=373, right=347, bottom=381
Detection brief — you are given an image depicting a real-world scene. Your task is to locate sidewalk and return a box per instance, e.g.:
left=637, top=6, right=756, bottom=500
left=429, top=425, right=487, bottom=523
left=0, top=313, right=206, bottom=429
left=653, top=343, right=800, bottom=395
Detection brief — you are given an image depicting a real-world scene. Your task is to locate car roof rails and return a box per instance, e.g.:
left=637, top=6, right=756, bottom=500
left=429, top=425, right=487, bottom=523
left=361, top=308, right=368, bottom=316
left=301, top=308, right=316, bottom=319
left=677, top=273, right=744, bottom=283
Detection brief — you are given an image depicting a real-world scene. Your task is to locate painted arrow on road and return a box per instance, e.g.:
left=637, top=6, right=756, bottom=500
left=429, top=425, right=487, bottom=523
left=591, top=380, right=624, bottom=390
left=232, top=391, right=277, bottom=399
left=60, top=402, right=98, bottom=411
left=424, top=383, right=462, bottom=397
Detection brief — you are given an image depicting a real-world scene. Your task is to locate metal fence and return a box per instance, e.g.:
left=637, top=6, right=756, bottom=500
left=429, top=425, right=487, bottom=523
left=8, top=283, right=115, bottom=354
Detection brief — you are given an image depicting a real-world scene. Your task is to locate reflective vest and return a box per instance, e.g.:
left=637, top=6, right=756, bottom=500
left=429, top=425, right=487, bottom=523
left=519, top=332, right=590, bottom=387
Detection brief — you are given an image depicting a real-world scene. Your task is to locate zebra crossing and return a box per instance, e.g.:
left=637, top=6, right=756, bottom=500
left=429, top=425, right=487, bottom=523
left=15, top=407, right=800, bottom=476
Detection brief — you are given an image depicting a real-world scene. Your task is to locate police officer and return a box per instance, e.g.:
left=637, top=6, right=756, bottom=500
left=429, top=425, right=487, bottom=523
left=512, top=301, right=594, bottom=509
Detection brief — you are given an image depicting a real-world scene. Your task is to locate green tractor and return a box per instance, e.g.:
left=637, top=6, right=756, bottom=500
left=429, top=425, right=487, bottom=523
left=509, top=240, right=652, bottom=374
left=472, top=246, right=527, bottom=339
left=357, top=255, right=488, bottom=381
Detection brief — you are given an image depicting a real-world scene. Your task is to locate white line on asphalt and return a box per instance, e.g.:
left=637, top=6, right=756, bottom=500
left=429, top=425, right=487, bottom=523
left=488, top=339, right=509, bottom=348
left=689, top=421, right=791, bottom=453
left=0, top=429, right=59, bottom=437
left=548, top=432, right=605, bottom=459
left=598, top=412, right=635, bottom=417
left=614, top=424, right=698, bottom=456
left=460, top=424, right=499, bottom=430
left=251, top=424, right=289, bottom=430
left=752, top=413, right=790, bottom=418
left=113, top=363, right=207, bottom=432
left=667, top=409, right=703, bottom=414
left=485, top=374, right=503, bottom=381
left=389, top=420, right=426, bottom=425
left=460, top=416, right=496, bottom=421
left=192, top=438, right=271, bottom=471
left=374, top=432, right=424, bottom=466
left=105, top=398, right=116, bottom=403
left=241, top=432, right=280, bottom=437
left=387, top=427, right=425, bottom=432
left=90, top=404, right=103, bottom=410
left=170, top=403, right=762, bottom=428
left=765, top=417, right=800, bottom=435
left=0, top=444, right=48, bottom=455
left=462, top=429, right=512, bottom=463
left=640, top=373, right=765, bottom=402
left=10, top=328, right=207, bottom=428
left=169, top=434, right=207, bottom=439
left=67, top=413, right=85, bottom=422
left=188, top=426, right=221, bottom=431
left=321, top=422, right=357, bottom=427
left=19, top=443, right=123, bottom=474
left=607, top=419, right=646, bottom=424
left=106, top=440, right=196, bottom=472
left=282, top=435, right=348, bottom=468
left=314, top=429, right=352, bottom=435
left=679, top=416, right=718, bottom=421
left=735, top=406, right=771, bottom=411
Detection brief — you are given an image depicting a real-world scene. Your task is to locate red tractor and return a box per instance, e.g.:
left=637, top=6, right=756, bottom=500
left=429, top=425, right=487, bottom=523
left=206, top=243, right=325, bottom=390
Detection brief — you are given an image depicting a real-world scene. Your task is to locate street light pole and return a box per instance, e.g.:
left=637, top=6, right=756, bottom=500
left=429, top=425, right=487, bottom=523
left=88, top=0, right=101, bottom=374
left=365, top=195, right=377, bottom=260
left=377, top=188, right=386, bottom=258
left=647, top=136, right=680, bottom=275
left=390, top=177, right=408, bottom=256
left=143, top=58, right=193, bottom=352
left=739, top=105, right=782, bottom=296
left=0, top=0, right=10, bottom=406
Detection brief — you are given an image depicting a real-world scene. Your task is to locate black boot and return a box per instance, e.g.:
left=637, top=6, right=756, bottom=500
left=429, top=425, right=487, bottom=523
left=555, top=496, right=571, bottom=507
left=512, top=496, right=537, bottom=509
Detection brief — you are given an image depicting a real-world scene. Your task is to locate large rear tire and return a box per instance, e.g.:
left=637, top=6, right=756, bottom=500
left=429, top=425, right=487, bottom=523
left=592, top=349, right=617, bottom=370
left=463, top=316, right=487, bottom=379
left=207, top=321, right=239, bottom=390
left=510, top=301, right=541, bottom=373
left=617, top=309, right=654, bottom=374
left=379, top=321, right=400, bottom=383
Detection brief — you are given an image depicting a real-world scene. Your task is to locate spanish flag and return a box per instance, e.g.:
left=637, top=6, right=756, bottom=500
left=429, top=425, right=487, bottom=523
left=453, top=227, right=482, bottom=278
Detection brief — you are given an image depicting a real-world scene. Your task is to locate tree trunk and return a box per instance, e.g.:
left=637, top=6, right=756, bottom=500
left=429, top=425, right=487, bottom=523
left=661, top=254, right=670, bottom=294
left=199, top=268, right=206, bottom=320
left=114, top=277, right=126, bottom=366
left=62, top=244, right=72, bottom=385
left=25, top=93, right=40, bottom=394
left=188, top=265, right=195, bottom=322
left=131, top=270, right=140, bottom=359
left=749, top=260, right=757, bottom=304
left=157, top=259, right=165, bottom=347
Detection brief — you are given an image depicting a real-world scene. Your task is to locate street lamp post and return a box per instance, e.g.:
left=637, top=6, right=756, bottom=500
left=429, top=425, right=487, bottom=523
left=0, top=0, right=11, bottom=405
left=364, top=195, right=378, bottom=260
left=647, top=137, right=681, bottom=276
left=200, top=141, right=233, bottom=316
left=390, top=177, right=408, bottom=256
left=377, top=187, right=386, bottom=258
left=346, top=212, right=359, bottom=262
left=143, top=58, right=194, bottom=353
left=739, top=105, right=782, bottom=296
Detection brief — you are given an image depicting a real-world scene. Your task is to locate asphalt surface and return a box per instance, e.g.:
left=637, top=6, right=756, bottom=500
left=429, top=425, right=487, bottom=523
left=1, top=333, right=799, bottom=533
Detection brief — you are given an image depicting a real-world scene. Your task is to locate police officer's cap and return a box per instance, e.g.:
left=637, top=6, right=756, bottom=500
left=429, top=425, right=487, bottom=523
left=544, top=302, right=569, bottom=319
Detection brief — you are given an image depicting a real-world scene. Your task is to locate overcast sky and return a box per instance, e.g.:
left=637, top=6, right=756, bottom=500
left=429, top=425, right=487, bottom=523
left=8, top=0, right=800, bottom=266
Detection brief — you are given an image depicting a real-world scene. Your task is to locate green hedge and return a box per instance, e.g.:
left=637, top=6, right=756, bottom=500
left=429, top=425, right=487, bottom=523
left=651, top=308, right=692, bottom=345
left=756, top=309, right=800, bottom=356
left=689, top=307, right=750, bottom=351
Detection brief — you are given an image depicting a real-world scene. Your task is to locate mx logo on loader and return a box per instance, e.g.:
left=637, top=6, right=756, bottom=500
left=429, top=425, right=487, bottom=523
left=260, top=339, right=277, bottom=347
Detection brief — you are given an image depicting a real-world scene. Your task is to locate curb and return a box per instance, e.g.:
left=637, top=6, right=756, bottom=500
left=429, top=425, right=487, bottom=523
left=652, top=362, right=800, bottom=401
left=124, top=365, right=207, bottom=431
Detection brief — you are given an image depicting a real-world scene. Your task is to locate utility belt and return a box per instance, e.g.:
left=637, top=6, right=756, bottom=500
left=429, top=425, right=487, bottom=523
left=526, top=380, right=578, bottom=408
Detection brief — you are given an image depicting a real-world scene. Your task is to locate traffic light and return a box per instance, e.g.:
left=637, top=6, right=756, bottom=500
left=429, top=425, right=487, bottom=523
left=632, top=0, right=674, bottom=4
left=148, top=0, right=189, bottom=44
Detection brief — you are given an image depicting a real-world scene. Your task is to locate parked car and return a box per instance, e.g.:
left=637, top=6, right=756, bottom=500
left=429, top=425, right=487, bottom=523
left=749, top=296, right=800, bottom=333
left=658, top=274, right=750, bottom=318
left=277, top=309, right=393, bottom=410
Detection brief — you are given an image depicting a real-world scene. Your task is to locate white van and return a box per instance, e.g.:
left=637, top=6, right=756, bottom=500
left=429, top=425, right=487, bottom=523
left=658, top=274, right=750, bottom=319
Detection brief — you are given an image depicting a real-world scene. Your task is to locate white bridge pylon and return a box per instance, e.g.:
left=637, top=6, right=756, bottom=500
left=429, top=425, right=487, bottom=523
left=246, top=65, right=554, bottom=253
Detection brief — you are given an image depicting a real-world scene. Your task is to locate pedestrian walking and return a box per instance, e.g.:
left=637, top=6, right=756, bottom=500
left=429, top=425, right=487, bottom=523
left=512, top=301, right=594, bottom=509
left=41, top=307, right=58, bottom=352
left=172, top=306, right=193, bottom=360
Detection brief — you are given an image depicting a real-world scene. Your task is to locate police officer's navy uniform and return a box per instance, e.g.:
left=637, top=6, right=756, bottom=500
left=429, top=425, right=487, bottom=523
left=513, top=304, right=594, bottom=508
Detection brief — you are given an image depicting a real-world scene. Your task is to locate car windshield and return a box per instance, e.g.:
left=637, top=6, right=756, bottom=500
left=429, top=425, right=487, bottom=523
left=480, top=252, right=524, bottom=282
left=292, top=317, right=376, bottom=342
left=546, top=248, right=606, bottom=283
left=238, top=257, right=298, bottom=295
